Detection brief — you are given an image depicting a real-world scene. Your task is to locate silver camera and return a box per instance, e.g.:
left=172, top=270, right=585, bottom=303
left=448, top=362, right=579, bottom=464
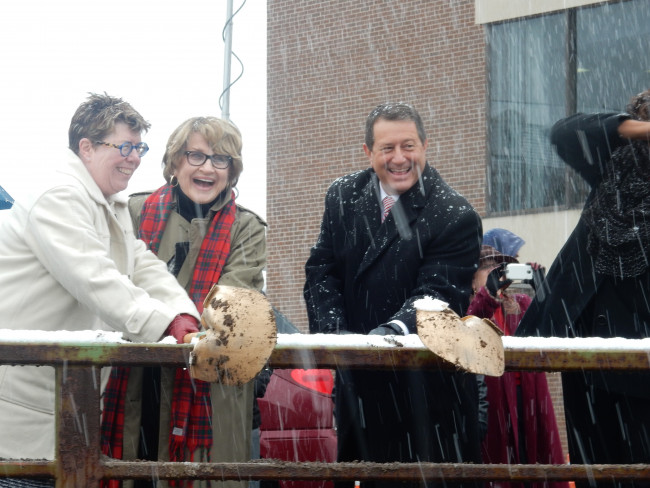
left=505, top=263, right=533, bottom=281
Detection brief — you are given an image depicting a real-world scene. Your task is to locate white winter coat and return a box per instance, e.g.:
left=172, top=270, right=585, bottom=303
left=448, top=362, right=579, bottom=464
left=0, top=150, right=199, bottom=459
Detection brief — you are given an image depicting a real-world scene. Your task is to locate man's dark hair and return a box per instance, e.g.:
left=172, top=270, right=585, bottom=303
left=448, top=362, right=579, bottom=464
left=364, top=102, right=427, bottom=150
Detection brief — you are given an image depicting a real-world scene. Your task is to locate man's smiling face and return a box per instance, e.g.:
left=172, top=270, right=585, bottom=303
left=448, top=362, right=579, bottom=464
left=364, top=119, right=428, bottom=195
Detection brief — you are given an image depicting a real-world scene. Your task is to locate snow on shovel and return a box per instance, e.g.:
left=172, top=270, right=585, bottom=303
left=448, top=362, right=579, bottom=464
left=190, top=285, right=277, bottom=385
left=415, top=297, right=504, bottom=377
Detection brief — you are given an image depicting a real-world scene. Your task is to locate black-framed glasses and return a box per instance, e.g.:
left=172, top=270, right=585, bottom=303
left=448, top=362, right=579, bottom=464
left=96, top=141, right=149, bottom=157
left=184, top=151, right=232, bottom=169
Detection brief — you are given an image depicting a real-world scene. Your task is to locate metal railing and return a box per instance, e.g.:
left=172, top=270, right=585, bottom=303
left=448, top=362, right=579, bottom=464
left=0, top=334, right=649, bottom=487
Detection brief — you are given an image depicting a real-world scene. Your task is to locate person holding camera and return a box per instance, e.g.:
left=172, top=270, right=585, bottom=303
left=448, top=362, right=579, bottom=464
left=468, top=245, right=567, bottom=488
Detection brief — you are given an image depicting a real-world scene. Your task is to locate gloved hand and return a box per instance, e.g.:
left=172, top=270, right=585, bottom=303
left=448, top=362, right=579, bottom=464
left=527, top=262, right=546, bottom=291
left=485, top=263, right=511, bottom=297
left=165, top=314, right=201, bottom=344
left=368, top=322, right=404, bottom=336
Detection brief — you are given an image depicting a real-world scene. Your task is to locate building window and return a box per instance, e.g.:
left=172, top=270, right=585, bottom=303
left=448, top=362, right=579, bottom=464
left=577, top=1, right=650, bottom=113
left=487, top=0, right=650, bottom=214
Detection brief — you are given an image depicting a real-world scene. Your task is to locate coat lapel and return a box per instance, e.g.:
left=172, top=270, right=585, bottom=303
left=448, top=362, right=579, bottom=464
left=355, top=166, right=431, bottom=279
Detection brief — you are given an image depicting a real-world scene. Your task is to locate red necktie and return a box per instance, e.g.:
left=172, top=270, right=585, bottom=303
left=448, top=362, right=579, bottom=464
left=382, top=196, right=395, bottom=222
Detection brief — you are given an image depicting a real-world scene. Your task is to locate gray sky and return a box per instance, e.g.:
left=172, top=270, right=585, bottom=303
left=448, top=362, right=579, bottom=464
left=0, top=0, right=267, bottom=218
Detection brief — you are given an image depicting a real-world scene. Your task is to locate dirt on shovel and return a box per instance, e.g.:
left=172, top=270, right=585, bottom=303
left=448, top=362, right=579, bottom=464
left=190, top=285, right=277, bottom=386
left=416, top=299, right=504, bottom=377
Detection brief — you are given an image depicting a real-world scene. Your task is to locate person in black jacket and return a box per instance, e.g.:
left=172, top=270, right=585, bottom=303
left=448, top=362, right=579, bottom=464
left=304, top=102, right=483, bottom=488
left=517, top=89, right=650, bottom=481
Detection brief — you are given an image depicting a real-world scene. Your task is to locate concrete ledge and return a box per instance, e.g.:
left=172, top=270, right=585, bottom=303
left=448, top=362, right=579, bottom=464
left=475, top=0, right=602, bottom=24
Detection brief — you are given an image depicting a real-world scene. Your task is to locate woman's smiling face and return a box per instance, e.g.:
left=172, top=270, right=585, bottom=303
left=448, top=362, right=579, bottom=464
left=82, top=122, right=144, bottom=197
left=174, top=132, right=230, bottom=204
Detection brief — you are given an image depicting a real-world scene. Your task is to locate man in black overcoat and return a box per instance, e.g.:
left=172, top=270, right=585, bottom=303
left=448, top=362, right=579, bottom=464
left=304, top=102, right=483, bottom=488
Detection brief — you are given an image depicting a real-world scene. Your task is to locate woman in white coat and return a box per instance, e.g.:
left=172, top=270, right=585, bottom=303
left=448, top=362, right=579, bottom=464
left=0, top=93, right=201, bottom=487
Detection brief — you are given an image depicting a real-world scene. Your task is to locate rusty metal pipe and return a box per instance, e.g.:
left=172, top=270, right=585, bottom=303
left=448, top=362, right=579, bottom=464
left=0, top=340, right=648, bottom=372
left=0, top=461, right=54, bottom=478
left=100, top=461, right=650, bottom=483
left=4, top=461, right=650, bottom=484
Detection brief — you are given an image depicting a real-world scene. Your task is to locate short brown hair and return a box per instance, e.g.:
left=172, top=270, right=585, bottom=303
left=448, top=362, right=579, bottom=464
left=68, top=92, right=150, bottom=156
left=162, top=116, right=244, bottom=190
left=627, top=89, right=650, bottom=121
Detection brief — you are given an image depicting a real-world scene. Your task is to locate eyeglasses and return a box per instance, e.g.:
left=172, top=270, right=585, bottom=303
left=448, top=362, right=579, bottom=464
left=184, top=151, right=232, bottom=169
left=96, top=141, right=149, bottom=157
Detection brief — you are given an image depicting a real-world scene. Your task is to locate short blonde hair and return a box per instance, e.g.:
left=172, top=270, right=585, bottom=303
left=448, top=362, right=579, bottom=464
left=162, top=117, right=243, bottom=190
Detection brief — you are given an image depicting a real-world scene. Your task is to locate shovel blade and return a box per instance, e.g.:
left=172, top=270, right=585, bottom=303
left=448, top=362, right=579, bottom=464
left=190, top=285, right=277, bottom=385
left=416, top=309, right=504, bottom=377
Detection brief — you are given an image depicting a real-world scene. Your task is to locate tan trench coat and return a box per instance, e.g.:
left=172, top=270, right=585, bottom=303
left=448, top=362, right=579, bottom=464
left=123, top=190, right=267, bottom=488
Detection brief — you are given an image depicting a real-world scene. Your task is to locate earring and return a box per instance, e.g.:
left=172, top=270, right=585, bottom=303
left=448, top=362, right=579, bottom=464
left=169, top=175, right=179, bottom=187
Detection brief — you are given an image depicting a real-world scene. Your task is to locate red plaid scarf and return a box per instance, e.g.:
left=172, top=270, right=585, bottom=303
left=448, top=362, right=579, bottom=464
left=101, top=184, right=236, bottom=487
left=100, top=367, right=128, bottom=461
left=139, top=185, right=236, bottom=314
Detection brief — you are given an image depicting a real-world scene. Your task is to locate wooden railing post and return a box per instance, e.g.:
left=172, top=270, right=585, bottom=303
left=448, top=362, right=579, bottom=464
left=55, top=364, right=102, bottom=488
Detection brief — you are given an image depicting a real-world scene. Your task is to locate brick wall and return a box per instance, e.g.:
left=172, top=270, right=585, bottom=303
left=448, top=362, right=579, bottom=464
left=267, top=0, right=487, bottom=330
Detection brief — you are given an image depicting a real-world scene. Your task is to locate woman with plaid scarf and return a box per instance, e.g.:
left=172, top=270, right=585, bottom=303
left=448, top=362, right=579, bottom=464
left=101, top=116, right=266, bottom=488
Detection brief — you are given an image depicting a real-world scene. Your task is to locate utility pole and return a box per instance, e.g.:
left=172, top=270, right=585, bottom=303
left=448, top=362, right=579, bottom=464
left=221, top=0, right=234, bottom=120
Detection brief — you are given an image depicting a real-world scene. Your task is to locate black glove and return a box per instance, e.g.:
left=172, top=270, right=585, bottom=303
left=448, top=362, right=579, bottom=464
left=368, top=322, right=404, bottom=336
left=527, top=262, right=546, bottom=292
left=485, top=263, right=511, bottom=297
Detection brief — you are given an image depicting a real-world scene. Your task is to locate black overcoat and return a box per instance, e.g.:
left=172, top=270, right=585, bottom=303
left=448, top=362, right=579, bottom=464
left=304, top=164, right=483, bottom=475
left=516, top=113, right=650, bottom=469
left=517, top=112, right=650, bottom=389
left=516, top=112, right=650, bottom=347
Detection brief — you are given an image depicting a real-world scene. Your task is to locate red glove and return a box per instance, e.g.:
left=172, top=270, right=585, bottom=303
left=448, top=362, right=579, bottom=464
left=165, top=314, right=200, bottom=344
